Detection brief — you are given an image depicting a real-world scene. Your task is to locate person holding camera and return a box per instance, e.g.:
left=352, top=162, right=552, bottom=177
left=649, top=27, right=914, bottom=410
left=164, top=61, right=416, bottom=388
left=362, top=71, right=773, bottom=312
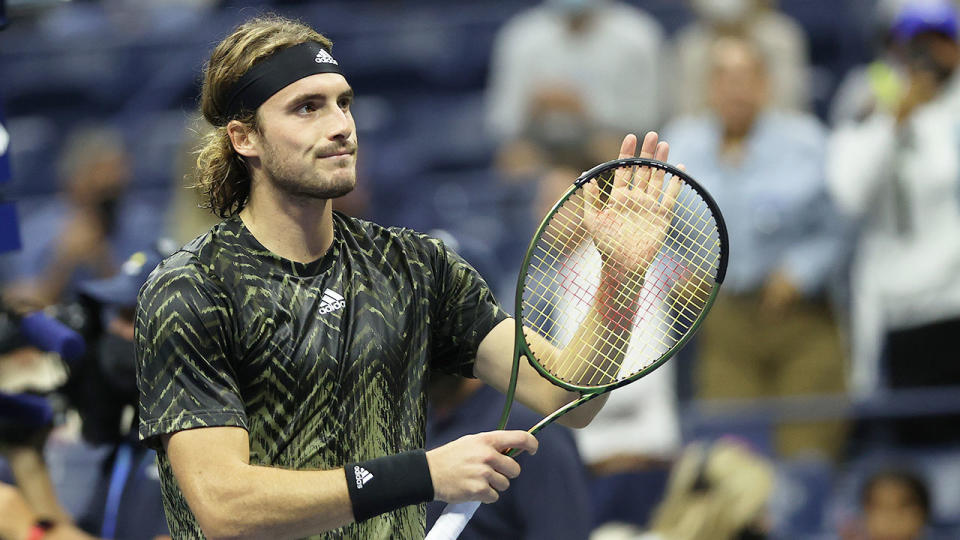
left=826, top=0, right=960, bottom=444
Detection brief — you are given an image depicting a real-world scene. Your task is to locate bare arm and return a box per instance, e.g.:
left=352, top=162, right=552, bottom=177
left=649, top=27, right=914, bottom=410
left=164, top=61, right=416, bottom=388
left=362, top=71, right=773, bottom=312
left=475, top=318, right=603, bottom=429
left=164, top=426, right=354, bottom=540
left=165, top=426, right=538, bottom=540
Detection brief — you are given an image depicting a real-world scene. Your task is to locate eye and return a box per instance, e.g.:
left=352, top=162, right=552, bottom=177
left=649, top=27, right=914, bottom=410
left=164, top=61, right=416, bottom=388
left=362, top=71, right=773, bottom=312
left=338, top=96, right=352, bottom=110
left=297, top=102, right=318, bottom=115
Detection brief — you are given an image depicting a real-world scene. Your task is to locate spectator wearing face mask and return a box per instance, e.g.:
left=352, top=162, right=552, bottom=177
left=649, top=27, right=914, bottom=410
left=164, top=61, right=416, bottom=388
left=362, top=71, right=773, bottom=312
left=672, top=0, right=811, bottom=115
left=486, top=0, right=665, bottom=179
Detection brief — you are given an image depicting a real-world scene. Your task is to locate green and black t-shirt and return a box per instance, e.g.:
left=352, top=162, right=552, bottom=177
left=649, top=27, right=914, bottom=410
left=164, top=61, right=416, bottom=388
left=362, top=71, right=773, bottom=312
left=135, top=212, right=507, bottom=539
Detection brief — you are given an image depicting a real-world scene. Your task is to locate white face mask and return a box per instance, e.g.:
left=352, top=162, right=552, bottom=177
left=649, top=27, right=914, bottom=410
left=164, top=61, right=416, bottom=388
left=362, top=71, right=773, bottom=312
left=691, top=0, right=752, bottom=24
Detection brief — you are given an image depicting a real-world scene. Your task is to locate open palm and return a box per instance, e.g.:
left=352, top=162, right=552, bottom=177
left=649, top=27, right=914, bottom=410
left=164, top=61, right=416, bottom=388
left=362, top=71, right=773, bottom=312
left=583, top=132, right=683, bottom=279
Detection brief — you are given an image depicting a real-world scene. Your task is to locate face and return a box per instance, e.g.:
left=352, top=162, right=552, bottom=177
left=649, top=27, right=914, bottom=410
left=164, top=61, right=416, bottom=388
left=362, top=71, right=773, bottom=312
left=708, top=38, right=768, bottom=137
left=243, top=72, right=358, bottom=200
left=68, top=148, right=131, bottom=206
left=864, top=479, right=927, bottom=540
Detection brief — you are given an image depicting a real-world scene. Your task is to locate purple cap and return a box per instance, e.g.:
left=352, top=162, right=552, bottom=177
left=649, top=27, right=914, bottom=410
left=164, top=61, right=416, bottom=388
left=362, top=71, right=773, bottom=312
left=893, top=0, right=959, bottom=41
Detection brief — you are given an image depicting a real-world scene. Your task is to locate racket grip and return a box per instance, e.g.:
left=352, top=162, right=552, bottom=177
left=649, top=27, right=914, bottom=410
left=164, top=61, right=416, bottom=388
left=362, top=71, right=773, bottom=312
left=424, top=501, right=481, bottom=540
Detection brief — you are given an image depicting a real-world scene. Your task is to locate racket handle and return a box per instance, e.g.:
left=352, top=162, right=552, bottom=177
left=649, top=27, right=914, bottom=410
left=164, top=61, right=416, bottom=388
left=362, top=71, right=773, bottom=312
left=424, top=501, right=481, bottom=540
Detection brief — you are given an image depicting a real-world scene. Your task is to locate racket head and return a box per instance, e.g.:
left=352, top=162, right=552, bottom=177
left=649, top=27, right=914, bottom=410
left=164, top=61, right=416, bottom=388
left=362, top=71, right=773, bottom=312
left=515, top=157, right=729, bottom=394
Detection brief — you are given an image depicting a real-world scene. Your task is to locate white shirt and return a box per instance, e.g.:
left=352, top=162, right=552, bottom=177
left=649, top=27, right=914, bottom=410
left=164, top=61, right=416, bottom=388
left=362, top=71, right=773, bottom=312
left=826, top=73, right=960, bottom=396
left=485, top=1, right=664, bottom=139
left=541, top=243, right=681, bottom=461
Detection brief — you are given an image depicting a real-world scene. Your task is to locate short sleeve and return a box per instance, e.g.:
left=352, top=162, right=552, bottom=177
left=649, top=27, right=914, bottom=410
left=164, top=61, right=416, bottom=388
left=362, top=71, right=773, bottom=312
left=135, top=260, right=247, bottom=449
left=427, top=239, right=508, bottom=377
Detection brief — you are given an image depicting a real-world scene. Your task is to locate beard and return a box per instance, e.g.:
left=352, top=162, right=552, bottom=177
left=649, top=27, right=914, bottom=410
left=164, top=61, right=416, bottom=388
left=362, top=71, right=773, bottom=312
left=259, top=138, right=357, bottom=201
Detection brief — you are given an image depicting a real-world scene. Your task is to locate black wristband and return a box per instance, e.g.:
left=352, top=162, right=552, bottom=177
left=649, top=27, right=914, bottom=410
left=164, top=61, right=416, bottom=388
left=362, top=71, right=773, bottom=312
left=344, top=449, right=435, bottom=522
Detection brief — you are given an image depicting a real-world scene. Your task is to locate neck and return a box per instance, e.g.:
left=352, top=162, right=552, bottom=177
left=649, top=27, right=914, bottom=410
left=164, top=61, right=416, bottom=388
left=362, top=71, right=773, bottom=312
left=719, top=117, right=756, bottom=165
left=239, top=173, right=336, bottom=264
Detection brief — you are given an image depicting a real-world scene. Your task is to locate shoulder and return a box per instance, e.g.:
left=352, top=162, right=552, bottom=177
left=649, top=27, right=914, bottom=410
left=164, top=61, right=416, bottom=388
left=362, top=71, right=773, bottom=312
left=754, top=11, right=806, bottom=41
left=336, top=212, right=448, bottom=260
left=602, top=3, right=664, bottom=41
left=495, top=6, right=557, bottom=49
left=138, top=245, right=227, bottom=316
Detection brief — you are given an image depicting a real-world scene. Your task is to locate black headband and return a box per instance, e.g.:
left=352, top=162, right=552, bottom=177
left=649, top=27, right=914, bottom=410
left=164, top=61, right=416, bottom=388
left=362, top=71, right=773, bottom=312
left=222, top=41, right=344, bottom=123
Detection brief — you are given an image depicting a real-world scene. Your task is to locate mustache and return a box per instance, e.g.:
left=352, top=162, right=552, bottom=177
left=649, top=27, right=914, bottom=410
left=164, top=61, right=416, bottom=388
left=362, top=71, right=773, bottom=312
left=315, top=143, right=357, bottom=158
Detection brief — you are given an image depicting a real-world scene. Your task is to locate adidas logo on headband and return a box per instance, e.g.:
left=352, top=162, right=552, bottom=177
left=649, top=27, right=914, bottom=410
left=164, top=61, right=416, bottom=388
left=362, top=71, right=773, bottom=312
left=315, top=49, right=338, bottom=65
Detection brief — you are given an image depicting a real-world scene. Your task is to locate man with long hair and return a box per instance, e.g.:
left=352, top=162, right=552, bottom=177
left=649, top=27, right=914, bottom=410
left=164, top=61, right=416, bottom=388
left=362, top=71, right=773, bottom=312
left=136, top=15, right=677, bottom=539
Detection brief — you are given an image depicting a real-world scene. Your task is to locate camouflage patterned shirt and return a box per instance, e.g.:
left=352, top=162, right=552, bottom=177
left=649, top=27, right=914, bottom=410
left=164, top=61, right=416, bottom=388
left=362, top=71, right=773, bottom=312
left=135, top=213, right=507, bottom=539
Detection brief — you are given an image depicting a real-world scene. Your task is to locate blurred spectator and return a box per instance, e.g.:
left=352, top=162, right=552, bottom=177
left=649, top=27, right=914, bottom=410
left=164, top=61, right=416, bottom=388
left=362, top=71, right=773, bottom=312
left=825, top=0, right=960, bottom=445
left=664, top=35, right=849, bottom=460
left=1, top=125, right=131, bottom=306
left=645, top=441, right=773, bottom=540
left=72, top=245, right=171, bottom=538
left=672, top=0, right=810, bottom=115
left=76, top=244, right=173, bottom=446
left=0, top=481, right=97, bottom=540
left=844, top=468, right=931, bottom=540
left=1, top=244, right=170, bottom=540
left=575, top=369, right=680, bottom=530
left=486, top=0, right=663, bottom=178
left=829, top=0, right=911, bottom=125
left=0, top=437, right=73, bottom=530
left=522, top=149, right=682, bottom=529
left=426, top=373, right=592, bottom=540
left=591, top=440, right=774, bottom=540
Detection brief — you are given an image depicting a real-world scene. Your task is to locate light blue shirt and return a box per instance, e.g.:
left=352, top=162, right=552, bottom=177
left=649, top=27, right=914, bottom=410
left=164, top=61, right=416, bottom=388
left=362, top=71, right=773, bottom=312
left=664, top=111, right=848, bottom=296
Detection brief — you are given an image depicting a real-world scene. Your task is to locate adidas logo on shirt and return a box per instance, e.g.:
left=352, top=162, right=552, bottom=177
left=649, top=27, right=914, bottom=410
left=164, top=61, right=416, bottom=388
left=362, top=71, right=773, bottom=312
left=319, top=288, right=346, bottom=314
left=354, top=465, right=374, bottom=488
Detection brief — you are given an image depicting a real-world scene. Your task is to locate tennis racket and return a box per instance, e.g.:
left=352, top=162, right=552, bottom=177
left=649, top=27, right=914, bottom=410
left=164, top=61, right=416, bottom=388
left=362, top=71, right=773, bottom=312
left=426, top=153, right=728, bottom=540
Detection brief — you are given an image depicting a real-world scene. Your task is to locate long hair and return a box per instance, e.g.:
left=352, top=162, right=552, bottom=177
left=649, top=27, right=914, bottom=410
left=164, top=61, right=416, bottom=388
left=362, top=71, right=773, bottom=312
left=194, top=15, right=333, bottom=218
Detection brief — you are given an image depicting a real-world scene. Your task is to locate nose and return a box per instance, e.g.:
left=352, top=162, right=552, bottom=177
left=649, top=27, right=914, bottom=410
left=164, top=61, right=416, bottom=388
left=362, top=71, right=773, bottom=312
left=328, top=106, right=353, bottom=142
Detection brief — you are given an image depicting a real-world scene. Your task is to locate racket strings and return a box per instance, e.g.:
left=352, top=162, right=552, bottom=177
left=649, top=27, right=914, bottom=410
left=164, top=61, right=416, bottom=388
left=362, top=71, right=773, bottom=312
left=533, top=188, right=720, bottom=296
left=521, top=164, right=722, bottom=388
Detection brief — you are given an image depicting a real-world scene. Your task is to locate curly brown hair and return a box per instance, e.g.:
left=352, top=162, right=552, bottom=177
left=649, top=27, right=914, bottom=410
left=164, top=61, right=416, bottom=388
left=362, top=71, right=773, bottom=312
left=194, top=15, right=333, bottom=218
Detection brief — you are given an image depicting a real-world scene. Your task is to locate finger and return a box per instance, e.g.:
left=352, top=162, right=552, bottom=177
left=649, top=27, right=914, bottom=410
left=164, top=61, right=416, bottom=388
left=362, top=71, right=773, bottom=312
left=582, top=181, right=599, bottom=228
left=638, top=130, right=658, bottom=159
left=634, top=131, right=659, bottom=192
left=486, top=430, right=539, bottom=455
left=480, top=487, right=500, bottom=504
left=646, top=141, right=670, bottom=198
left=488, top=453, right=522, bottom=479
left=485, top=470, right=511, bottom=492
left=661, top=164, right=685, bottom=215
left=618, top=133, right=637, bottom=159
left=613, top=134, right=638, bottom=189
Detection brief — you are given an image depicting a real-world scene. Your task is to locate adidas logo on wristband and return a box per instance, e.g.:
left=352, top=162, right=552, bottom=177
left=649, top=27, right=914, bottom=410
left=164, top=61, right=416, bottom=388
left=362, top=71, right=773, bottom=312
left=354, top=465, right=374, bottom=488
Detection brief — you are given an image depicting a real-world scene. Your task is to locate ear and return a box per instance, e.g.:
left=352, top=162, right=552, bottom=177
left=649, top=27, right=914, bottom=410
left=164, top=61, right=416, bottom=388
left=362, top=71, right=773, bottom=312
left=226, top=119, right=260, bottom=159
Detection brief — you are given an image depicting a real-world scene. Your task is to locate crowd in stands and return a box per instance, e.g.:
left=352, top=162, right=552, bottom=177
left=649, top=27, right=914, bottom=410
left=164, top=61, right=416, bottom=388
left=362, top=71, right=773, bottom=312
left=1, top=0, right=960, bottom=538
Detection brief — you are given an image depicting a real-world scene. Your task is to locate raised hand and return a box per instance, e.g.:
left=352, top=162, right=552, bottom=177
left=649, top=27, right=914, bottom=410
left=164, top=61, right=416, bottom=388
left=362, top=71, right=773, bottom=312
left=425, top=431, right=538, bottom=504
left=582, top=132, right=683, bottom=280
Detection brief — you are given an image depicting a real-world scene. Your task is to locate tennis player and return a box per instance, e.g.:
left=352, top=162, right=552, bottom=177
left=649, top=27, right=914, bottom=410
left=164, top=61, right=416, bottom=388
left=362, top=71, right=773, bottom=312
left=136, top=15, right=676, bottom=539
